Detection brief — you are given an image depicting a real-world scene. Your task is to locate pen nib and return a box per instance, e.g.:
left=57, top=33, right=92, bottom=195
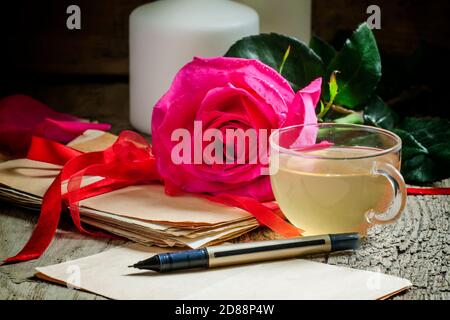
left=128, top=256, right=161, bottom=271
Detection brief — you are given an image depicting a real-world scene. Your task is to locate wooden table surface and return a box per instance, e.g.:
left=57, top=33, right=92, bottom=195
left=0, top=83, right=449, bottom=300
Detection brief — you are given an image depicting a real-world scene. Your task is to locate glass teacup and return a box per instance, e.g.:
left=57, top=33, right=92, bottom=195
left=269, top=123, right=406, bottom=236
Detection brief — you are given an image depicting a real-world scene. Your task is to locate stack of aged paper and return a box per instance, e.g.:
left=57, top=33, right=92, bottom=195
left=0, top=130, right=259, bottom=248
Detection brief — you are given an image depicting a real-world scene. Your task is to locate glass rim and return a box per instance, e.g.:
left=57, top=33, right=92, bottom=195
left=269, top=123, right=402, bottom=160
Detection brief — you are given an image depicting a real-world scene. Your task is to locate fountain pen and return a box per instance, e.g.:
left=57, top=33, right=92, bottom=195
left=129, top=233, right=360, bottom=273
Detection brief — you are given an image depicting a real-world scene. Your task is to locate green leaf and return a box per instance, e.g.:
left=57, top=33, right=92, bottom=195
left=317, top=71, right=339, bottom=120
left=393, top=118, right=450, bottom=184
left=319, top=100, right=325, bottom=114
left=278, top=45, right=291, bottom=74
left=310, top=35, right=336, bottom=66
left=327, top=23, right=381, bottom=108
left=363, top=96, right=399, bottom=130
left=225, top=33, right=325, bottom=91
left=329, top=71, right=339, bottom=101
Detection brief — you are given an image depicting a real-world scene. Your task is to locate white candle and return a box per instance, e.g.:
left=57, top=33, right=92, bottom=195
left=129, top=0, right=259, bottom=134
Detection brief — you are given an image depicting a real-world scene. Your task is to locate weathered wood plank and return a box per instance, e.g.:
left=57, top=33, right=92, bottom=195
left=312, top=0, right=450, bottom=55
left=2, top=0, right=153, bottom=76
left=327, top=194, right=450, bottom=300
left=0, top=202, right=126, bottom=300
left=3, top=0, right=449, bottom=79
left=1, top=192, right=449, bottom=300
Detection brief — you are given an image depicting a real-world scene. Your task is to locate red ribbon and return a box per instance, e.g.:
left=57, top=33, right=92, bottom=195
left=0, top=94, right=111, bottom=157
left=4, top=131, right=301, bottom=264
left=407, top=187, right=450, bottom=195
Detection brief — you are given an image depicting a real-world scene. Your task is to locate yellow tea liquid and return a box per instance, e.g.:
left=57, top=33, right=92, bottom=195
left=270, top=147, right=400, bottom=235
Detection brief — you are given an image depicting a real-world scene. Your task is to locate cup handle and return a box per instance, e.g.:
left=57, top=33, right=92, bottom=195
left=367, top=162, right=407, bottom=225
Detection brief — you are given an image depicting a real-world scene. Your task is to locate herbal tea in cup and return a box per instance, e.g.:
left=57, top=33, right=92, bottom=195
left=269, top=124, right=406, bottom=236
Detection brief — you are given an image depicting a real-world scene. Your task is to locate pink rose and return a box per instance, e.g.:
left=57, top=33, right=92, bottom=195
left=152, top=57, right=321, bottom=201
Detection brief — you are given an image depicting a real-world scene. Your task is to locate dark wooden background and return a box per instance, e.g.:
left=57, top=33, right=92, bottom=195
left=1, top=0, right=449, bottom=116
